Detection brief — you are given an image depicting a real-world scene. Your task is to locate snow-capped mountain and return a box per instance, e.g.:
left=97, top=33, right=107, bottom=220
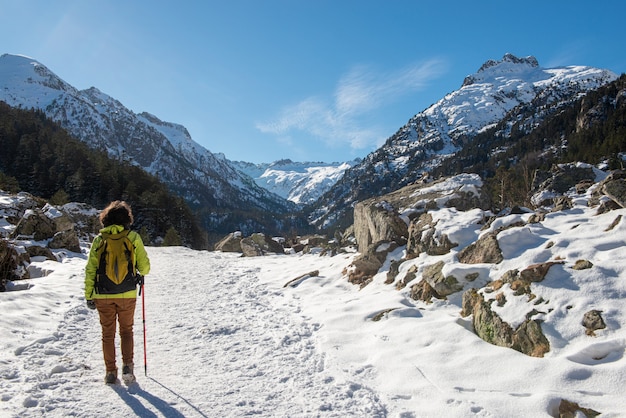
left=232, top=159, right=360, bottom=205
left=0, top=53, right=298, bottom=235
left=307, top=54, right=618, bottom=230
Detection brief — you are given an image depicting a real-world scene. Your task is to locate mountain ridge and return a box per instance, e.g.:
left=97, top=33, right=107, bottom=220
left=231, top=158, right=360, bottom=205
left=0, top=53, right=305, bottom=237
left=306, top=54, right=619, bottom=231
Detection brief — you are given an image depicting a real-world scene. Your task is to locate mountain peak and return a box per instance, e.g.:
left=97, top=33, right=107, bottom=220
left=478, top=53, right=539, bottom=72
left=463, top=54, right=540, bottom=87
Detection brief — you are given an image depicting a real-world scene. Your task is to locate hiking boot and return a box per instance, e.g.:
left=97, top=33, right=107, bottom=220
left=122, top=364, right=136, bottom=384
left=105, top=369, right=117, bottom=384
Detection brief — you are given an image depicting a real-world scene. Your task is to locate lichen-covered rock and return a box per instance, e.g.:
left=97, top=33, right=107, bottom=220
left=460, top=288, right=550, bottom=357
left=422, top=260, right=463, bottom=297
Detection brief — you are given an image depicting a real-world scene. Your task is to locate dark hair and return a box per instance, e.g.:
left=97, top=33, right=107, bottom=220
left=99, top=200, right=134, bottom=228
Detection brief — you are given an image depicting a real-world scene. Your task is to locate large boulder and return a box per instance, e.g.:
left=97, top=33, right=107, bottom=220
left=353, top=173, right=488, bottom=253
left=421, top=260, right=463, bottom=297
left=48, top=229, right=81, bottom=253
left=353, top=200, right=408, bottom=253
left=457, top=232, right=503, bottom=264
left=406, top=212, right=457, bottom=257
left=600, top=171, right=626, bottom=208
left=11, top=208, right=56, bottom=241
left=214, top=232, right=243, bottom=253
left=240, top=233, right=284, bottom=257
left=461, top=289, right=550, bottom=357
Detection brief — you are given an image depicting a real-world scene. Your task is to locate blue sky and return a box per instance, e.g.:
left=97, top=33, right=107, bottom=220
left=1, top=1, right=625, bottom=164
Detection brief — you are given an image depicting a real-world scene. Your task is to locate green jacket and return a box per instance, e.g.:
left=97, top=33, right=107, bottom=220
left=84, top=225, right=151, bottom=300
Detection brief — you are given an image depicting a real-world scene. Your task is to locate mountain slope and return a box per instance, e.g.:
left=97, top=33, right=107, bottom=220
left=232, top=159, right=359, bottom=205
left=307, top=54, right=618, bottom=231
left=0, top=53, right=299, bottom=237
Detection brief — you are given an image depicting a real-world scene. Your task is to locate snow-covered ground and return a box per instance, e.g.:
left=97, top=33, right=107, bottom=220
left=1, top=195, right=625, bottom=417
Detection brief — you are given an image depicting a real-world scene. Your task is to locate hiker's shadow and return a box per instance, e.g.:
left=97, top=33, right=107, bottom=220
left=111, top=383, right=186, bottom=418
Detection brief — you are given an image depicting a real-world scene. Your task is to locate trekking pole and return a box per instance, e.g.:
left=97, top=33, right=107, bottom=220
left=141, top=281, right=147, bottom=377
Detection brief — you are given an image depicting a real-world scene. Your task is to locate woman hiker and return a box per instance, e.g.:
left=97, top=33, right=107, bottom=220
left=84, top=200, right=151, bottom=384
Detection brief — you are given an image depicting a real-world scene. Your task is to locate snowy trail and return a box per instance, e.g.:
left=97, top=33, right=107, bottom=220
left=1, top=247, right=386, bottom=417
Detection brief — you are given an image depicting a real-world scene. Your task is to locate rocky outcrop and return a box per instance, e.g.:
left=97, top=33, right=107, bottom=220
left=599, top=169, right=626, bottom=208
left=240, top=233, right=285, bottom=257
left=214, top=232, right=243, bottom=252
left=344, top=241, right=399, bottom=288
left=461, top=289, right=550, bottom=357
left=353, top=200, right=408, bottom=253
left=0, top=191, right=101, bottom=288
left=457, top=233, right=503, bottom=264
left=532, top=163, right=596, bottom=199
left=11, top=209, right=56, bottom=241
left=406, top=213, right=457, bottom=257
left=353, top=174, right=488, bottom=253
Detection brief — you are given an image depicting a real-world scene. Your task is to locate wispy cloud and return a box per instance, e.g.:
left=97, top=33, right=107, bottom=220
left=256, top=58, right=446, bottom=152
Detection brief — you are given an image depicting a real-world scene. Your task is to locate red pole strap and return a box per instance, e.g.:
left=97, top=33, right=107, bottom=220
left=141, top=283, right=147, bottom=376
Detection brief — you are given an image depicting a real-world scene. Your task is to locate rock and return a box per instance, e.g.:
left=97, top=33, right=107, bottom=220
left=396, top=264, right=418, bottom=290
left=385, top=259, right=403, bottom=285
left=422, top=260, right=463, bottom=297
left=48, top=229, right=80, bottom=253
left=345, top=241, right=399, bottom=288
left=44, top=204, right=74, bottom=232
left=460, top=288, right=550, bottom=357
left=214, top=232, right=243, bottom=252
left=572, top=259, right=593, bottom=270
left=527, top=212, right=546, bottom=223
left=352, top=174, right=488, bottom=253
left=519, top=261, right=563, bottom=282
left=457, top=233, right=503, bottom=264
left=410, top=279, right=440, bottom=303
left=26, top=245, right=56, bottom=261
left=552, top=196, right=573, bottom=212
left=353, top=199, right=408, bottom=253
left=0, top=238, right=29, bottom=286
left=240, top=237, right=263, bottom=257
left=582, top=310, right=606, bottom=336
left=11, top=208, right=56, bottom=241
left=602, top=178, right=626, bottom=208
left=58, top=202, right=101, bottom=239
left=557, top=399, right=600, bottom=418
left=240, top=233, right=284, bottom=257
left=604, top=214, right=622, bottom=232
left=533, top=163, right=595, bottom=195
left=344, top=256, right=381, bottom=288
left=406, top=213, right=458, bottom=257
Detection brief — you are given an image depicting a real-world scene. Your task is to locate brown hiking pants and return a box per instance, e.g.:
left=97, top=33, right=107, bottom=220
left=95, top=298, right=136, bottom=373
